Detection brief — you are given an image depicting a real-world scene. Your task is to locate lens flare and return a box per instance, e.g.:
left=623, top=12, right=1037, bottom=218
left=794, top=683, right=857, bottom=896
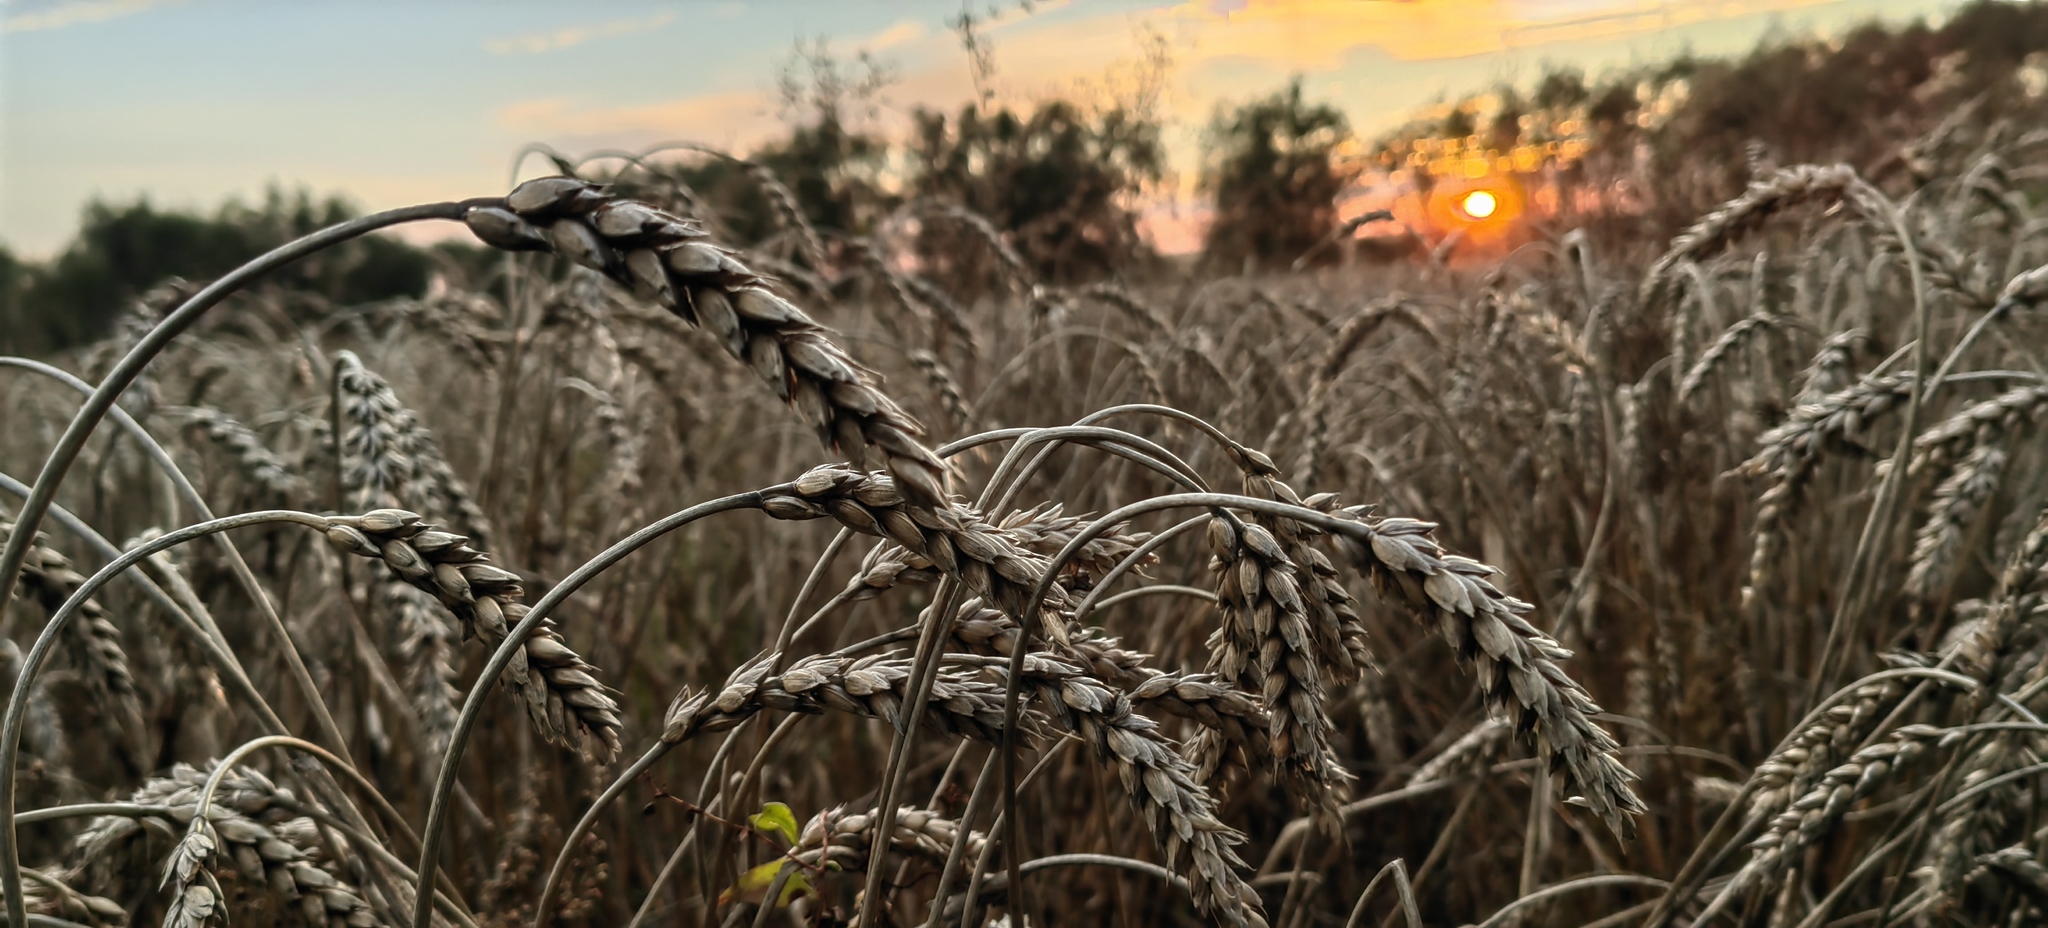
left=1460, top=190, right=1498, bottom=220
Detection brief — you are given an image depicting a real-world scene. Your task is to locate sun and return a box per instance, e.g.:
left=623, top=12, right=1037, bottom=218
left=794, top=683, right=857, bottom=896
left=1459, top=189, right=1499, bottom=220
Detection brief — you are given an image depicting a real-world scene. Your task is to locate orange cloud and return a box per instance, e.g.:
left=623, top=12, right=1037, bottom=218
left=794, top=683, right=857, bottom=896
left=494, top=90, right=777, bottom=151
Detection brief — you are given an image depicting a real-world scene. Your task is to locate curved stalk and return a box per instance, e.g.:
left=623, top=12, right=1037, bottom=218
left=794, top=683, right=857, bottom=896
left=0, top=510, right=328, bottom=928
left=533, top=741, right=676, bottom=928
left=992, top=492, right=1383, bottom=920
left=408, top=490, right=771, bottom=928
left=1470, top=874, right=1668, bottom=928
left=0, top=200, right=482, bottom=623
left=0, top=357, right=354, bottom=761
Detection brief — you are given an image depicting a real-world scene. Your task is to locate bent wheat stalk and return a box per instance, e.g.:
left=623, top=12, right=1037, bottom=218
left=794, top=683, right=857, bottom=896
left=464, top=177, right=949, bottom=506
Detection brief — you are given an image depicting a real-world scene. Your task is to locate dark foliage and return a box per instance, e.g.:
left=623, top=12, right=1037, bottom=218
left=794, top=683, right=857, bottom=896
left=1200, top=79, right=1358, bottom=272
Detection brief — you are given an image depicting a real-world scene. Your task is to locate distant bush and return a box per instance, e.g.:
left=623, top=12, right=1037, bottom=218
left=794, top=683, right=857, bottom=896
left=0, top=188, right=438, bottom=354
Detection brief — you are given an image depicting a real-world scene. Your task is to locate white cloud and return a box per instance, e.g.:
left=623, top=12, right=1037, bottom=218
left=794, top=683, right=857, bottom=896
left=483, top=11, right=676, bottom=56
left=1, top=0, right=160, bottom=34
left=865, top=20, right=926, bottom=51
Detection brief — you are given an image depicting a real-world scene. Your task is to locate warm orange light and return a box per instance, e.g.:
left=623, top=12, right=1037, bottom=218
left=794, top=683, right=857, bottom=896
left=1460, top=190, right=1498, bottom=219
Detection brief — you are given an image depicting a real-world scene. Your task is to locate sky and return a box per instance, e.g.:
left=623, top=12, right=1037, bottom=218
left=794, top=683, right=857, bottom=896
left=0, top=0, right=1975, bottom=257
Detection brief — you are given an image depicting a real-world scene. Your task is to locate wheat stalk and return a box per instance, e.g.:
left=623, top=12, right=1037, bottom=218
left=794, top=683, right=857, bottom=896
left=761, top=465, right=1066, bottom=630
left=465, top=177, right=949, bottom=506
left=1324, top=507, right=1646, bottom=839
left=321, top=509, right=622, bottom=760
left=3, top=513, right=144, bottom=763
left=1903, top=442, right=2008, bottom=612
left=72, top=762, right=379, bottom=928
left=171, top=406, right=310, bottom=504
left=1643, top=164, right=1863, bottom=308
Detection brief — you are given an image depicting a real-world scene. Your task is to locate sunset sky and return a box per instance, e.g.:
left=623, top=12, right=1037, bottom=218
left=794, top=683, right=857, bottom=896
left=0, top=0, right=1969, bottom=256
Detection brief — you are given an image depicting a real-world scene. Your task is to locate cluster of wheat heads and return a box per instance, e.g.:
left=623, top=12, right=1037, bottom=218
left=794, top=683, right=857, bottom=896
left=8, top=103, right=2048, bottom=928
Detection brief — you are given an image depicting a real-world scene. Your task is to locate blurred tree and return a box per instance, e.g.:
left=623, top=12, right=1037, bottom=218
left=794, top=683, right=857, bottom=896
left=1200, top=78, right=1359, bottom=272
left=907, top=99, right=1163, bottom=285
left=0, top=247, right=25, bottom=347
left=904, top=7, right=1164, bottom=287
left=758, top=38, right=894, bottom=239
left=617, top=37, right=895, bottom=268
left=2, top=188, right=432, bottom=354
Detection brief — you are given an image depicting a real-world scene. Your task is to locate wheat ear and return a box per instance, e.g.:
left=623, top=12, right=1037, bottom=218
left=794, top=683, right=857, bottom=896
left=1643, top=164, right=1861, bottom=307
left=3, top=513, right=145, bottom=761
left=332, top=353, right=467, bottom=759
left=465, top=178, right=949, bottom=506
left=1728, top=725, right=1941, bottom=900
left=1200, top=511, right=1348, bottom=821
left=172, top=406, right=310, bottom=504
left=1008, top=653, right=1267, bottom=928
left=1903, top=442, right=2007, bottom=612
left=74, top=762, right=378, bottom=928
left=322, top=509, right=622, bottom=761
left=761, top=465, right=1065, bottom=631
left=944, top=601, right=1273, bottom=762
left=1326, top=507, right=1646, bottom=839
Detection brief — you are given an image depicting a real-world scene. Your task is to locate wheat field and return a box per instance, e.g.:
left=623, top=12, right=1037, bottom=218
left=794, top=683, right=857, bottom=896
left=7, top=8, right=2048, bottom=928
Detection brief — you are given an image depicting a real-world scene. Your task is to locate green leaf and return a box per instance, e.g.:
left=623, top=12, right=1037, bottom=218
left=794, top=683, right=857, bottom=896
left=748, top=801, right=800, bottom=845
left=719, top=860, right=814, bottom=908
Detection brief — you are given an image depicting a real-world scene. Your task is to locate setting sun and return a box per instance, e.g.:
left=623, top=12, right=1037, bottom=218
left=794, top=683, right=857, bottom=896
left=1460, top=189, right=1499, bottom=219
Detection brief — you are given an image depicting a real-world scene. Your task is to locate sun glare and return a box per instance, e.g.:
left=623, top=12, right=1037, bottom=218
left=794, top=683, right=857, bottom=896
left=1460, top=189, right=1499, bottom=219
